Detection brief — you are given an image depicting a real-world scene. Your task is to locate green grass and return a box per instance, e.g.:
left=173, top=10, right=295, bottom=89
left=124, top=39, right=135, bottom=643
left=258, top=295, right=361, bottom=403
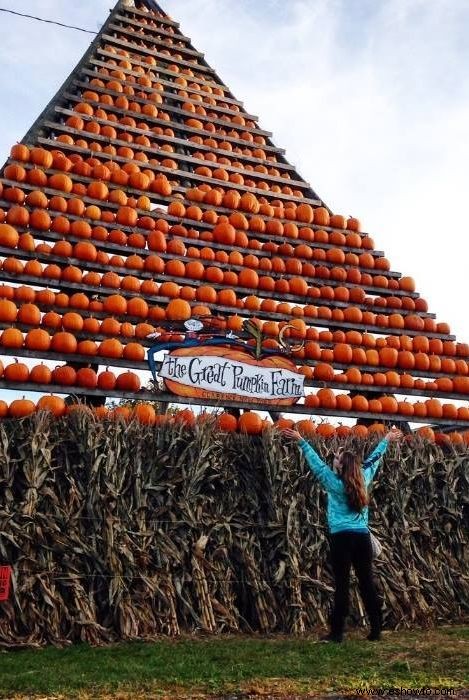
left=0, top=626, right=467, bottom=698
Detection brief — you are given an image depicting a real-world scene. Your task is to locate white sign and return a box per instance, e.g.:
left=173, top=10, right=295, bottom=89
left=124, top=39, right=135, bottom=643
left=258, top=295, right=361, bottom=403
left=160, top=353, right=304, bottom=401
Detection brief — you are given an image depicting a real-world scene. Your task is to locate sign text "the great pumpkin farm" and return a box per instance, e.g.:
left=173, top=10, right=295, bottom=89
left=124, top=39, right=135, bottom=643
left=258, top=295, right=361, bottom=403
left=160, top=355, right=304, bottom=400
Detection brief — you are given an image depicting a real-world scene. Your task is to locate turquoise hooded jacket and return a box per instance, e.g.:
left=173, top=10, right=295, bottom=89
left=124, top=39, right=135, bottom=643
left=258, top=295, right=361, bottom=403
left=299, top=438, right=389, bottom=534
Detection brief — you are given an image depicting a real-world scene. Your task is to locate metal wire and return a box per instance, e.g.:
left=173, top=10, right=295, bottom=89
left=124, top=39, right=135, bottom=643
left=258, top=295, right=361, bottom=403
left=0, top=7, right=98, bottom=34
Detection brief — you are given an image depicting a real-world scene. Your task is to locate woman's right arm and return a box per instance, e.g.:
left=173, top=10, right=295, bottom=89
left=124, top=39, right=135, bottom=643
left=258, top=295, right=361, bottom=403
left=283, top=429, right=341, bottom=491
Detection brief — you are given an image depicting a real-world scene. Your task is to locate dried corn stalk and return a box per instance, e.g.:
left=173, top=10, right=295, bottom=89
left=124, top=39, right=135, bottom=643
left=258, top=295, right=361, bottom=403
left=0, top=413, right=467, bottom=647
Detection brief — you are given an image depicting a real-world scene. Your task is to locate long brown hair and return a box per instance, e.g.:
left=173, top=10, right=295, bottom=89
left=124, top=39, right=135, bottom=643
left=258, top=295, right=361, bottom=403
left=341, top=451, right=369, bottom=512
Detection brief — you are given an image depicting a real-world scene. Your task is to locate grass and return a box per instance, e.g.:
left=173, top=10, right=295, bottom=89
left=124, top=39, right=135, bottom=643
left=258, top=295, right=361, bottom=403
left=0, top=626, right=467, bottom=699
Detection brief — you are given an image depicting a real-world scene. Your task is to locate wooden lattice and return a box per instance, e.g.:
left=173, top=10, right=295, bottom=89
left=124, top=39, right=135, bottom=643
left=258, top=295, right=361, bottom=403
left=0, top=0, right=468, bottom=433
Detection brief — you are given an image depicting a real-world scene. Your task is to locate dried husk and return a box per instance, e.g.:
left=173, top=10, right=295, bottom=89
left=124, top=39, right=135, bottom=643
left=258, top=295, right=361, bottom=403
left=0, top=413, right=467, bottom=647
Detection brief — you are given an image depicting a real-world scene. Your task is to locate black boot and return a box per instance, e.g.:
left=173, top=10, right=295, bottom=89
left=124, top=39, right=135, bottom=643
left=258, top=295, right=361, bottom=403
left=318, top=632, right=343, bottom=643
left=367, top=630, right=381, bottom=641
left=367, top=612, right=382, bottom=641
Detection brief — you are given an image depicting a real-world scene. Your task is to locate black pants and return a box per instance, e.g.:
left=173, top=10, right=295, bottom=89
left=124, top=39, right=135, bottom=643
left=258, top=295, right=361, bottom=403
left=329, top=531, right=381, bottom=636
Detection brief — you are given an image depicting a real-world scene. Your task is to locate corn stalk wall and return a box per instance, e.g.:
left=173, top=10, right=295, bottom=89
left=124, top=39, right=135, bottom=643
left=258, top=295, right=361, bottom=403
left=0, top=413, right=467, bottom=647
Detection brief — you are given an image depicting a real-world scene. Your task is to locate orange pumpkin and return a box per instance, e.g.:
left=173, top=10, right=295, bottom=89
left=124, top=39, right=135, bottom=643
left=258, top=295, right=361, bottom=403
left=37, top=395, right=67, bottom=417
left=238, top=411, right=263, bottom=435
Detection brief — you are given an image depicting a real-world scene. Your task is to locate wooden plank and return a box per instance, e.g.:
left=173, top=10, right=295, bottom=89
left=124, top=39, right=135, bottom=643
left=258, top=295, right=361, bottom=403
left=0, top=229, right=417, bottom=315
left=88, top=59, right=269, bottom=137
left=55, top=98, right=306, bottom=190
left=116, top=12, right=189, bottom=42
left=1, top=379, right=468, bottom=425
left=134, top=393, right=469, bottom=425
left=0, top=175, right=404, bottom=291
left=17, top=119, right=318, bottom=206
left=110, top=20, right=205, bottom=59
left=0, top=262, right=455, bottom=342
left=0, top=346, right=148, bottom=371
left=0, top=200, right=421, bottom=305
left=88, top=57, right=259, bottom=121
left=61, top=89, right=285, bottom=157
left=0, top=327, right=467, bottom=389
left=114, top=13, right=192, bottom=47
left=102, top=32, right=216, bottom=75
left=0, top=237, right=431, bottom=320
left=97, top=48, right=240, bottom=106
left=117, top=6, right=238, bottom=103
left=32, top=137, right=380, bottom=249
left=45, top=105, right=293, bottom=172
left=122, top=4, right=180, bottom=29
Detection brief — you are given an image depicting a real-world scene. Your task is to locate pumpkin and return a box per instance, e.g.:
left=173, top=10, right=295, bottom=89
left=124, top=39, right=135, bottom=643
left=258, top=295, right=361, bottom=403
left=103, top=294, right=127, bottom=315
left=0, top=299, right=18, bottom=323
left=317, top=388, right=336, bottom=409
left=1, top=328, right=23, bottom=348
left=51, top=332, right=78, bottom=354
left=0, top=223, right=19, bottom=248
left=99, top=338, right=124, bottom=359
left=116, top=371, right=141, bottom=392
left=165, top=298, right=192, bottom=321
left=51, top=365, right=76, bottom=387
left=4, top=360, right=29, bottom=383
left=10, top=143, right=30, bottom=162
left=238, top=411, right=263, bottom=435
left=316, top=422, right=336, bottom=438
left=37, top=395, right=67, bottom=417
left=216, top=412, right=238, bottom=432
left=29, top=363, right=52, bottom=384
left=9, top=398, right=36, bottom=418
left=76, top=367, right=98, bottom=389
left=25, top=329, right=51, bottom=351
left=97, top=369, right=116, bottom=390
left=314, top=363, right=335, bottom=382
left=133, top=404, right=156, bottom=425
left=293, top=203, right=313, bottom=223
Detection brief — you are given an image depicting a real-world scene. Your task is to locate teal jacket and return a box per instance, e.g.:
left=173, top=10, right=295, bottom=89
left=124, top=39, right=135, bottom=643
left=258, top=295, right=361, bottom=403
left=299, top=438, right=389, bottom=534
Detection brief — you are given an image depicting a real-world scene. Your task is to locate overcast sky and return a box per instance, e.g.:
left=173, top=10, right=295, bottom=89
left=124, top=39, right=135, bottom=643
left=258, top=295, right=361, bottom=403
left=0, top=0, right=468, bottom=358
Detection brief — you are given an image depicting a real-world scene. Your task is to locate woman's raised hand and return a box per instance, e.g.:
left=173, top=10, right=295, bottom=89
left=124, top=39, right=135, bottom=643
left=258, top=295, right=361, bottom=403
left=385, top=427, right=402, bottom=442
left=283, top=428, right=303, bottom=441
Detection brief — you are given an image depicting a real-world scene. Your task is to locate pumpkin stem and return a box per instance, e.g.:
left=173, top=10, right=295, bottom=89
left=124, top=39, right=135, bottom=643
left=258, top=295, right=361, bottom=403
left=242, top=319, right=263, bottom=360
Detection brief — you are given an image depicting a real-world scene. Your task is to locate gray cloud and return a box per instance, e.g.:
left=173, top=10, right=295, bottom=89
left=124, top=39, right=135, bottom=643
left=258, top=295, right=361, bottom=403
left=0, top=0, right=468, bottom=340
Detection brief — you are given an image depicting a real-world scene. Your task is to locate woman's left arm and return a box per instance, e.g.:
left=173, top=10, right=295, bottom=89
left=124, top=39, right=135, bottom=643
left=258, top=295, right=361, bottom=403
left=363, top=428, right=401, bottom=481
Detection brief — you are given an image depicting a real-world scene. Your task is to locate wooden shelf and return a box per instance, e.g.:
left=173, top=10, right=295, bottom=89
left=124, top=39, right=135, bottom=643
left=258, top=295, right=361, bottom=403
left=97, top=47, right=240, bottom=107
left=102, top=32, right=216, bottom=76
left=80, top=69, right=263, bottom=139
left=89, top=57, right=259, bottom=122
left=123, top=5, right=180, bottom=29
left=12, top=375, right=467, bottom=427
left=110, top=20, right=205, bottom=60
left=0, top=377, right=467, bottom=426
left=59, top=90, right=285, bottom=158
left=0, top=346, right=148, bottom=371
left=0, top=177, right=408, bottom=297
left=43, top=121, right=292, bottom=182
left=0, top=261, right=455, bottom=343
left=1, top=157, right=385, bottom=261
left=0, top=236, right=430, bottom=321
left=0, top=207, right=424, bottom=310
left=1, top=331, right=467, bottom=394
left=41, top=123, right=313, bottom=206
left=0, top=236, right=432, bottom=329
left=116, top=12, right=189, bottom=43
left=55, top=99, right=305, bottom=190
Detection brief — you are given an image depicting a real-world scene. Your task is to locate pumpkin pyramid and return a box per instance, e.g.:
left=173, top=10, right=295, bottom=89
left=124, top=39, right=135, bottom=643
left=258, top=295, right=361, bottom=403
left=0, top=0, right=468, bottom=432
